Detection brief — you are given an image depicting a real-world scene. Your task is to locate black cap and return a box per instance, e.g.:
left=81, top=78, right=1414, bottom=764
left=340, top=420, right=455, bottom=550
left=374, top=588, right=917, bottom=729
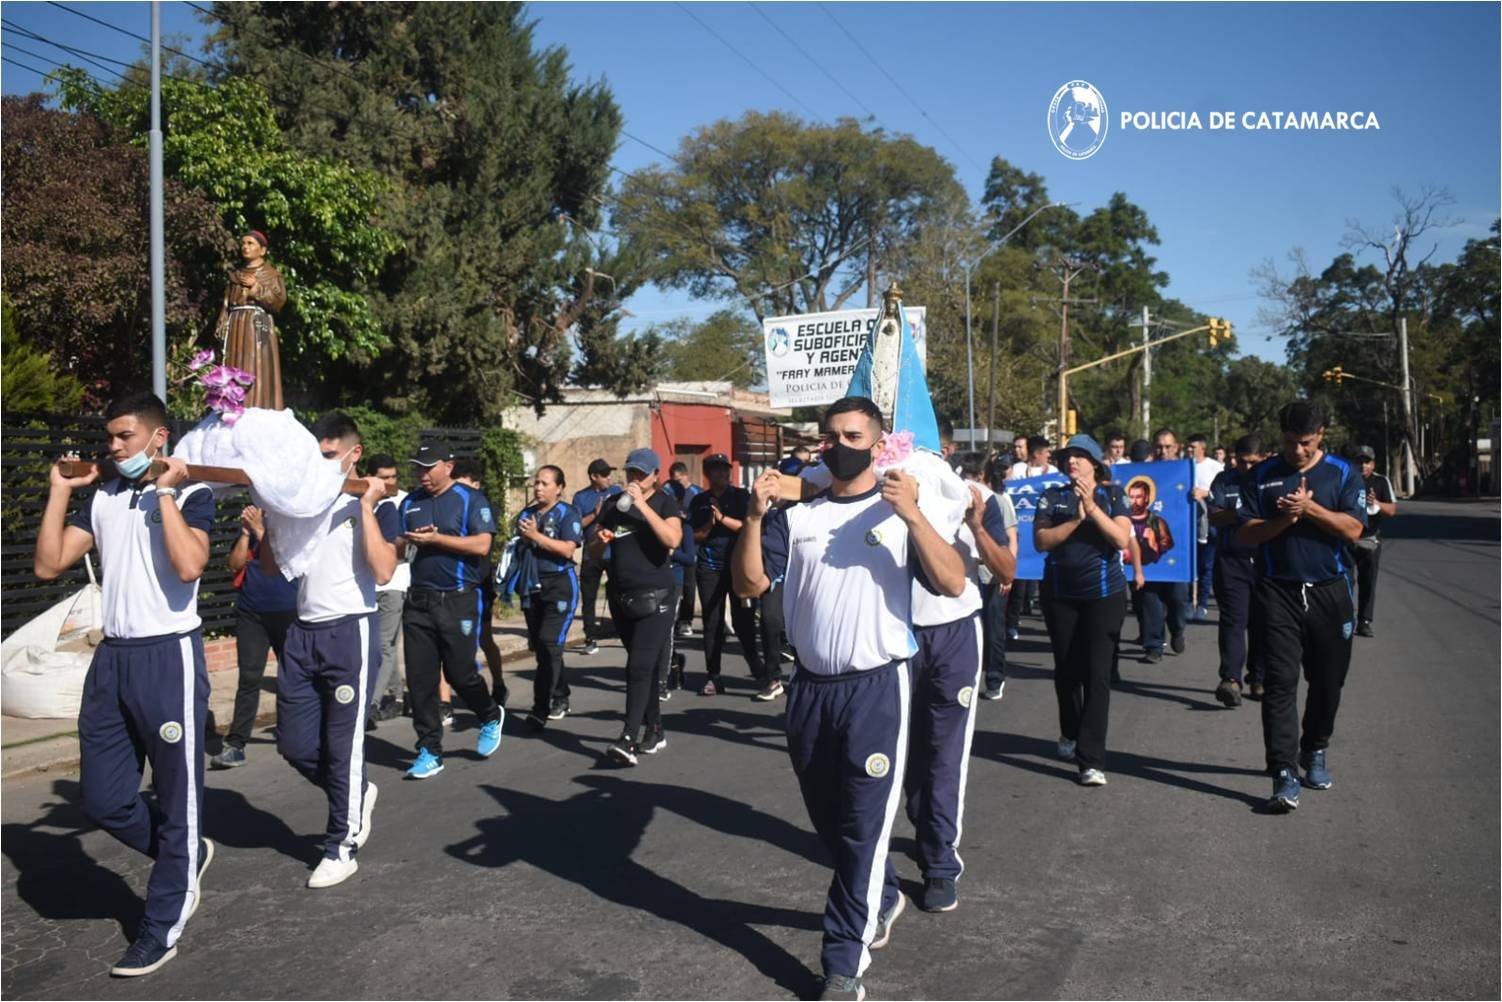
left=1354, top=445, right=1376, bottom=461
left=704, top=452, right=732, bottom=469
left=410, top=441, right=455, bottom=467
left=587, top=458, right=614, bottom=477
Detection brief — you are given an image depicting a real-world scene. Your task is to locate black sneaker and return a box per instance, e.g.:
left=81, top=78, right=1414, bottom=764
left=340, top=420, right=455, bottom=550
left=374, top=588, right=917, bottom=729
left=639, top=727, right=667, bottom=755
left=674, top=621, right=695, bottom=638
left=439, top=702, right=454, bottom=728
left=579, top=639, right=600, bottom=656
left=606, top=736, right=639, bottom=767
left=110, top=930, right=176, bottom=977
left=818, top=974, right=865, bottom=1001
left=1214, top=678, right=1243, bottom=707
left=1170, top=633, right=1186, bottom=654
left=919, top=876, right=958, bottom=913
left=547, top=700, right=569, bottom=721
left=1356, top=620, right=1374, bottom=637
left=659, top=682, right=672, bottom=702
left=1141, top=650, right=1163, bottom=664
left=753, top=680, right=785, bottom=702
left=1246, top=680, right=1265, bottom=700
left=980, top=681, right=1004, bottom=701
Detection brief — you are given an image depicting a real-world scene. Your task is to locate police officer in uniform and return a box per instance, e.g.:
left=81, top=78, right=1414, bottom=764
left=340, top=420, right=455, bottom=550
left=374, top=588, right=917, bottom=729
left=35, top=392, right=215, bottom=977
left=505, top=465, right=583, bottom=728
left=1351, top=445, right=1398, bottom=637
left=572, top=459, right=623, bottom=655
left=1238, top=401, right=1366, bottom=812
left=1206, top=435, right=1266, bottom=706
left=398, top=442, right=505, bottom=779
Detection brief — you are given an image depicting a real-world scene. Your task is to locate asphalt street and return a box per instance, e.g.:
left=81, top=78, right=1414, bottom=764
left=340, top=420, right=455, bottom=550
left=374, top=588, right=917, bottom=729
left=3, top=499, right=1497, bottom=1000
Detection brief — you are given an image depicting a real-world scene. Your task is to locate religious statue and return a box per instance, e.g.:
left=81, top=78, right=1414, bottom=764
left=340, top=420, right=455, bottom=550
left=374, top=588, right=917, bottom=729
left=215, top=230, right=287, bottom=410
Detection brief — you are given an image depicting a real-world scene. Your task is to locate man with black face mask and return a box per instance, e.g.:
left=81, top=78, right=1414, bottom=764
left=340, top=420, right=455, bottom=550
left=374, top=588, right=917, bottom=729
left=734, top=396, right=966, bottom=1002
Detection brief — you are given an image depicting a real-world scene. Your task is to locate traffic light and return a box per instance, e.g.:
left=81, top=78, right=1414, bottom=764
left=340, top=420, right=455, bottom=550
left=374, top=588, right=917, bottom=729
left=1206, top=317, right=1230, bottom=346
left=1322, top=366, right=1346, bottom=384
left=1067, top=409, right=1078, bottom=436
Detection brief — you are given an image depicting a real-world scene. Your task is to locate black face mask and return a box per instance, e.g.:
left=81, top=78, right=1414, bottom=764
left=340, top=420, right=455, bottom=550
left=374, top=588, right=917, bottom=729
left=824, top=441, right=874, bottom=481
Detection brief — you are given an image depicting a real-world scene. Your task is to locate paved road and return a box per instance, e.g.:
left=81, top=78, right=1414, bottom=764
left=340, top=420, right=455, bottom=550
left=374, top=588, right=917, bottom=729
left=3, top=500, right=1497, bottom=1000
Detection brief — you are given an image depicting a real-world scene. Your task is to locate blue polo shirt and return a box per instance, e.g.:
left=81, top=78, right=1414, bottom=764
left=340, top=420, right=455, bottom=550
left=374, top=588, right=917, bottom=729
left=238, top=533, right=298, bottom=613
left=1239, top=453, right=1366, bottom=583
left=1037, top=483, right=1130, bottom=600
left=514, top=501, right=584, bottom=574
left=400, top=482, right=495, bottom=591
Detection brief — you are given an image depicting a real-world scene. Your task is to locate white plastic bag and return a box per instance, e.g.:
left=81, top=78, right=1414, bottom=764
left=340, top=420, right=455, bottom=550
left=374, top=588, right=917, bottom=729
left=1, top=577, right=101, bottom=719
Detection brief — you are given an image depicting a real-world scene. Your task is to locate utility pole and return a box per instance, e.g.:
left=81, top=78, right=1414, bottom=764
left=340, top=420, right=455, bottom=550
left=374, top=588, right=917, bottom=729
left=1398, top=315, right=1416, bottom=496
left=149, top=1, right=166, bottom=402
left=1038, top=255, right=1096, bottom=443
left=986, top=282, right=1000, bottom=449
left=1140, top=305, right=1152, bottom=439
left=865, top=221, right=876, bottom=308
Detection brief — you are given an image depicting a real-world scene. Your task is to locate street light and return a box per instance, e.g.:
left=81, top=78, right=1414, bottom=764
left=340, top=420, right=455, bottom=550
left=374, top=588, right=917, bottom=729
left=964, top=202, right=1074, bottom=448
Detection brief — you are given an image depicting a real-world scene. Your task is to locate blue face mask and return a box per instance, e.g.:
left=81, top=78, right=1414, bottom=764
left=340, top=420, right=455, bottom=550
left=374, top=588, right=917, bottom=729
left=116, top=444, right=157, bottom=480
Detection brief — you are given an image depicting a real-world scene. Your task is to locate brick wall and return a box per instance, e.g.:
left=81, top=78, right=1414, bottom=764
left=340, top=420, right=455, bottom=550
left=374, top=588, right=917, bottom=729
left=204, top=637, right=275, bottom=674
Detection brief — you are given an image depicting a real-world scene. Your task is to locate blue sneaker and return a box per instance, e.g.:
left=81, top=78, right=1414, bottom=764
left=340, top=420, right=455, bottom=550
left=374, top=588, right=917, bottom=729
left=476, top=710, right=504, bottom=759
left=110, top=930, right=176, bottom=977
left=1300, top=749, right=1333, bottom=790
left=405, top=748, right=444, bottom=780
left=1268, top=768, right=1300, bottom=813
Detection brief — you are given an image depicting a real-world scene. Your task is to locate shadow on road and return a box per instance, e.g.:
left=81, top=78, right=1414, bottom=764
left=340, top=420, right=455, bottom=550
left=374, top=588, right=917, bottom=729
left=971, top=730, right=1266, bottom=808
left=1111, top=678, right=1225, bottom=712
left=446, top=779, right=823, bottom=998
left=1, top=780, right=143, bottom=940
left=1382, top=508, right=1499, bottom=542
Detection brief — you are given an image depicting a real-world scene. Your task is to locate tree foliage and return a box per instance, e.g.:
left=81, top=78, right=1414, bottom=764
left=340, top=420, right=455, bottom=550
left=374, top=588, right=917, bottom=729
left=1, top=296, right=86, bottom=412
left=206, top=1, right=626, bottom=419
left=614, top=112, right=967, bottom=323
left=0, top=95, right=230, bottom=404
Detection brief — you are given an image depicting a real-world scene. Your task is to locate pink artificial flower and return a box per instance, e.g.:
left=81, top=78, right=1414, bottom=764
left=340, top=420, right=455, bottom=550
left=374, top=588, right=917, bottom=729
left=218, top=402, right=245, bottom=426
left=189, top=349, right=215, bottom=371
left=226, top=366, right=256, bottom=387
left=875, top=430, right=915, bottom=467
left=201, top=366, right=232, bottom=388
left=218, top=382, right=247, bottom=404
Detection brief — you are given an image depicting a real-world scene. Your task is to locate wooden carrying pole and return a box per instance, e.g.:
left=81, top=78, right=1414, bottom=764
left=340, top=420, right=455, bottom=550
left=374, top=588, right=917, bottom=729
left=59, top=459, right=390, bottom=499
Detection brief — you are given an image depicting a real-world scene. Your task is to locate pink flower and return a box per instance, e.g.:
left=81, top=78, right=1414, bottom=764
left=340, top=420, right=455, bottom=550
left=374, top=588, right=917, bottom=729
left=201, top=366, right=232, bottom=388
left=189, top=349, right=215, bottom=371
left=218, top=382, right=247, bottom=404
left=226, top=366, right=256, bottom=387
left=218, top=402, right=245, bottom=426
left=875, top=430, right=914, bottom=467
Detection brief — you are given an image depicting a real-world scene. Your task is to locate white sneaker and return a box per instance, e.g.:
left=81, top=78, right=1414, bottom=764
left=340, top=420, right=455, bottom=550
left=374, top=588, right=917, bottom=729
left=185, top=837, right=214, bottom=921
left=307, top=856, right=359, bottom=889
left=1079, top=768, right=1108, bottom=787
left=354, top=782, right=378, bottom=849
left=1057, top=737, right=1077, bottom=760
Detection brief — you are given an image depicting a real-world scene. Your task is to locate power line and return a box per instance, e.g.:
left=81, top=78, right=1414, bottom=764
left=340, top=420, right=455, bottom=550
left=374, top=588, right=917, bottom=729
left=46, top=1, right=218, bottom=71
left=674, top=2, right=823, bottom=121
left=747, top=2, right=877, bottom=120
left=184, top=1, right=371, bottom=86
left=2, top=53, right=69, bottom=84
left=619, top=129, right=679, bottom=164
left=816, top=2, right=983, bottom=172
left=2, top=38, right=126, bottom=82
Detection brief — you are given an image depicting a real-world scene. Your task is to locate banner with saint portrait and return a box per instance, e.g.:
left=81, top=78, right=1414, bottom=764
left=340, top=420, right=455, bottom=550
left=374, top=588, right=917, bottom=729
left=1005, top=459, right=1196, bottom=583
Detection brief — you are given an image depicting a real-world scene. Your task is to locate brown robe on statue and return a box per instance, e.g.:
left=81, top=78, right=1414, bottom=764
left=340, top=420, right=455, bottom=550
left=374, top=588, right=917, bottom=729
left=216, top=262, right=287, bottom=410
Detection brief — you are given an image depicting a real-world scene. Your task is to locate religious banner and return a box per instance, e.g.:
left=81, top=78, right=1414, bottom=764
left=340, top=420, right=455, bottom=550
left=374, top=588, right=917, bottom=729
left=1005, top=459, right=1197, bottom=583
left=763, top=306, right=926, bottom=409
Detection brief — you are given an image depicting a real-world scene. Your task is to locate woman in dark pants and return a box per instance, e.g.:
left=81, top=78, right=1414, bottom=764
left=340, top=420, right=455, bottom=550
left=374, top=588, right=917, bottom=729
left=591, top=448, right=683, bottom=766
left=1034, top=435, right=1132, bottom=787
left=505, top=466, right=583, bottom=729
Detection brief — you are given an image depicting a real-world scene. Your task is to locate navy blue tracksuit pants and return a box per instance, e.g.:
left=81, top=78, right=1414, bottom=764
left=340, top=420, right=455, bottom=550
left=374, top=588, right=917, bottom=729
left=979, top=580, right=1008, bottom=689
left=278, top=614, right=378, bottom=862
left=79, top=632, right=209, bottom=948
left=1137, top=581, right=1189, bottom=654
left=525, top=570, right=578, bottom=715
left=786, top=660, right=909, bottom=979
left=905, top=615, right=983, bottom=882
left=1256, top=576, right=1355, bottom=775
left=1212, top=553, right=1262, bottom=685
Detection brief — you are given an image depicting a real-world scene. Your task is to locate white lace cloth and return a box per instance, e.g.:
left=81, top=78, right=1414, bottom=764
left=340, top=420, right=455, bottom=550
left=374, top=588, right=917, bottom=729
left=174, top=408, right=347, bottom=579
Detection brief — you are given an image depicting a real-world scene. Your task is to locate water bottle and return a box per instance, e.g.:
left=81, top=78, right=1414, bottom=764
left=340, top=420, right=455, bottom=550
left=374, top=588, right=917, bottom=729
left=616, top=491, right=634, bottom=513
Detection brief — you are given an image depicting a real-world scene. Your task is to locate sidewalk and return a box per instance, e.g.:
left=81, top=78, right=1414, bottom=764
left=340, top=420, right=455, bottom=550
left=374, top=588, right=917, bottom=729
left=1, top=611, right=587, bottom=781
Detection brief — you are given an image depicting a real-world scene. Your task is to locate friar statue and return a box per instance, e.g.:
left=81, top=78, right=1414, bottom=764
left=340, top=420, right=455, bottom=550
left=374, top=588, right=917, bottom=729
left=216, top=230, right=287, bottom=410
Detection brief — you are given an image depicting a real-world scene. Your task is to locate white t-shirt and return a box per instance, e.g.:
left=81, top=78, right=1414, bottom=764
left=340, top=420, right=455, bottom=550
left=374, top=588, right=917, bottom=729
left=70, top=479, right=215, bottom=639
left=763, top=486, right=945, bottom=675
left=376, top=491, right=411, bottom=592
left=1007, top=461, right=1058, bottom=480
left=295, top=497, right=401, bottom=623
left=1193, top=458, right=1222, bottom=493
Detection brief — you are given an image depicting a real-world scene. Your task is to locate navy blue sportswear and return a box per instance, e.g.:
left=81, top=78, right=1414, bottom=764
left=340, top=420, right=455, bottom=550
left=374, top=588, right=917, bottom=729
left=1239, top=453, right=1366, bottom=583
left=400, top=483, right=495, bottom=591
left=514, top=502, right=585, bottom=575
left=1208, top=469, right=1255, bottom=557
left=1037, top=483, right=1130, bottom=600
left=688, top=487, right=750, bottom=571
left=237, top=535, right=298, bottom=613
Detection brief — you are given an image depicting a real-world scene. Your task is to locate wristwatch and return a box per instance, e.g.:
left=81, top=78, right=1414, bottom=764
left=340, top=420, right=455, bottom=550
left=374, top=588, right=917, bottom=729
left=156, top=486, right=179, bottom=500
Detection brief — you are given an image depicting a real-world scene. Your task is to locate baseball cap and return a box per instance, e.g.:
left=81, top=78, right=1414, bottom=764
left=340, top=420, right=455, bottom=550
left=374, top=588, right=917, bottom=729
left=1354, top=445, right=1376, bottom=461
left=704, top=452, right=732, bottom=469
left=587, top=458, right=614, bottom=477
left=624, top=448, right=661, bottom=474
left=410, top=440, right=455, bottom=467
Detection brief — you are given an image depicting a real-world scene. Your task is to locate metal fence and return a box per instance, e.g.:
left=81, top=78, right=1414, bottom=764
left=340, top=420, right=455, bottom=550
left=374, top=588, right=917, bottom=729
left=0, top=413, right=483, bottom=639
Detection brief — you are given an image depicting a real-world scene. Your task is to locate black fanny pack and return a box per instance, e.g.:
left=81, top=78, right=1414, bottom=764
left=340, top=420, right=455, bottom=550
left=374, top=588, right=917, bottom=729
left=613, top=586, right=672, bottom=620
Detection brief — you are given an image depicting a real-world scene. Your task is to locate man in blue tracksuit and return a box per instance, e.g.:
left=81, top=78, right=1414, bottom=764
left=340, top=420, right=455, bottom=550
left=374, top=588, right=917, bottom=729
left=733, top=397, right=966, bottom=1002
left=1206, top=435, right=1266, bottom=707
left=262, top=413, right=401, bottom=888
left=35, top=392, right=215, bottom=977
left=1238, top=400, right=1366, bottom=813
left=399, top=441, right=505, bottom=779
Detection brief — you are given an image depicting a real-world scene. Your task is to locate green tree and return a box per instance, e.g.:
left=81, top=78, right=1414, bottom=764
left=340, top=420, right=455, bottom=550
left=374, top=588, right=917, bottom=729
left=205, top=2, right=624, bottom=419
left=0, top=94, right=231, bottom=404
left=614, top=111, right=967, bottom=322
left=650, top=309, right=765, bottom=387
left=57, top=72, right=398, bottom=408
left=1, top=296, right=86, bottom=412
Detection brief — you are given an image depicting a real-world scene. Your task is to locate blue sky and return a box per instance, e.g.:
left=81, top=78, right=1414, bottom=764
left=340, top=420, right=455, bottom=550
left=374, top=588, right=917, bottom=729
left=5, top=2, right=1498, bottom=365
